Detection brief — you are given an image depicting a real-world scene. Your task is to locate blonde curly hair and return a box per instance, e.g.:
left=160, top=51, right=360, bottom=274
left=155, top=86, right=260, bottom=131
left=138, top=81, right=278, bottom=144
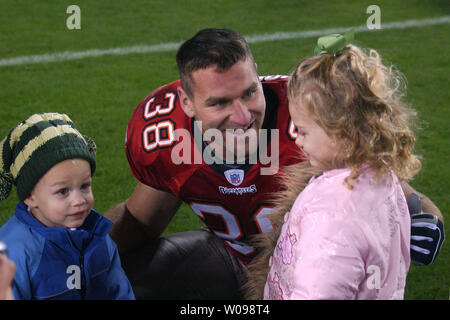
left=288, top=45, right=421, bottom=188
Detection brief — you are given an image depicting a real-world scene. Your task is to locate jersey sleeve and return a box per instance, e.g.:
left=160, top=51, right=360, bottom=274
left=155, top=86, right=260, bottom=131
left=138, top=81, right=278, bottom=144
left=125, top=80, right=198, bottom=196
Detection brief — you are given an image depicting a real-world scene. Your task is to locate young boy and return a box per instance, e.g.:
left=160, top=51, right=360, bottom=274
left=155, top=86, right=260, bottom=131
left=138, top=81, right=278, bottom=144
left=0, top=113, right=135, bottom=300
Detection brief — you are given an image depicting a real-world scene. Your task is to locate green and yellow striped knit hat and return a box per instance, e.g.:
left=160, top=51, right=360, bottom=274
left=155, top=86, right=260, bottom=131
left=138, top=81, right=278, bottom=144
left=0, top=113, right=96, bottom=201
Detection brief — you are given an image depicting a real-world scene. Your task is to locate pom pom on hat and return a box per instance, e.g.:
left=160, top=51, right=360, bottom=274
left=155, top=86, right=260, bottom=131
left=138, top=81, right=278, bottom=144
left=0, top=171, right=13, bottom=201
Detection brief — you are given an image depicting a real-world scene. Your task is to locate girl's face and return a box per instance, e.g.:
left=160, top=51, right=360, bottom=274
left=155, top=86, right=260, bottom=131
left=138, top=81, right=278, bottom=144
left=289, top=100, right=341, bottom=170
left=24, top=159, right=94, bottom=229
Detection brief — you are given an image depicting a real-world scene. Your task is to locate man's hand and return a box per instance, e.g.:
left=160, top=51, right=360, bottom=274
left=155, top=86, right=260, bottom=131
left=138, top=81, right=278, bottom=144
left=407, top=193, right=445, bottom=266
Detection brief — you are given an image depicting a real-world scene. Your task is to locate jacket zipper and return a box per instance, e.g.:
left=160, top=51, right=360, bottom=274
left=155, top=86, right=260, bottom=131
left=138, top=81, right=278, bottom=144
left=80, top=254, right=86, bottom=299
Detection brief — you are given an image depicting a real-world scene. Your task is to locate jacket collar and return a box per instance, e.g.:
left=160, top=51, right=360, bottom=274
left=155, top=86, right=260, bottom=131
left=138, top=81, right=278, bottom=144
left=14, top=202, right=112, bottom=252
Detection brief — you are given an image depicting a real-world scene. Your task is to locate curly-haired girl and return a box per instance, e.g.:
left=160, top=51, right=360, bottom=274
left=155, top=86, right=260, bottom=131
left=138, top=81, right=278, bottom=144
left=263, top=33, right=421, bottom=299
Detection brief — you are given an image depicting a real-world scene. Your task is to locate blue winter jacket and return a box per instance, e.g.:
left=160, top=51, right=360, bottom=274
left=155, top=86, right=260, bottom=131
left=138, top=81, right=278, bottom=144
left=0, top=202, right=135, bottom=300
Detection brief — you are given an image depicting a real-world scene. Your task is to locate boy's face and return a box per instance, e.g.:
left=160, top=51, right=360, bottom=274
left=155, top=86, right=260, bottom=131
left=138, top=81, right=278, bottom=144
left=24, top=158, right=94, bottom=228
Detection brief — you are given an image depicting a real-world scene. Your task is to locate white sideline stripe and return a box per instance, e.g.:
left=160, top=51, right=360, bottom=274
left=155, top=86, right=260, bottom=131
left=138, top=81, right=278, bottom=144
left=1, top=16, right=449, bottom=67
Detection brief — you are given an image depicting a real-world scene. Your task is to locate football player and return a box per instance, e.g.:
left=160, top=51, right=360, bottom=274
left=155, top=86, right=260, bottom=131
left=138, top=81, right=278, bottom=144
left=105, top=28, right=444, bottom=299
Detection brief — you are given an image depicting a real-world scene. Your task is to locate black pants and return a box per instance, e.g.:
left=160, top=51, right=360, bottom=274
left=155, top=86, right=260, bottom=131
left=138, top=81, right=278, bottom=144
left=120, top=228, right=247, bottom=300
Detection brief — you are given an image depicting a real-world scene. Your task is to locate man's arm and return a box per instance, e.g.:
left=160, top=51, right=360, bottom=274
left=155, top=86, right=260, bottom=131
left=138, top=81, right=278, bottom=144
left=105, top=182, right=182, bottom=255
left=401, top=181, right=445, bottom=265
left=400, top=181, right=443, bottom=222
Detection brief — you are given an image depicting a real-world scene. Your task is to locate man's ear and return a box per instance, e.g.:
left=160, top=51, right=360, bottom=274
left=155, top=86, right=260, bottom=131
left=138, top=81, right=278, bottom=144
left=177, top=86, right=195, bottom=118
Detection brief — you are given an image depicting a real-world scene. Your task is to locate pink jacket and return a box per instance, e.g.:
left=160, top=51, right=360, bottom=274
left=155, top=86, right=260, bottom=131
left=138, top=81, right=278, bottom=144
left=264, top=167, right=410, bottom=300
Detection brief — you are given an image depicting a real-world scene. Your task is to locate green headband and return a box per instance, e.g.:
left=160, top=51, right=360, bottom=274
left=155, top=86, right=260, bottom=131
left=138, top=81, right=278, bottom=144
left=314, top=28, right=354, bottom=55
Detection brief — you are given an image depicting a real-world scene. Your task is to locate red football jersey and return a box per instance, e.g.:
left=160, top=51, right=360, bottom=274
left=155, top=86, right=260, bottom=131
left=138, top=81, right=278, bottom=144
left=125, top=76, right=305, bottom=264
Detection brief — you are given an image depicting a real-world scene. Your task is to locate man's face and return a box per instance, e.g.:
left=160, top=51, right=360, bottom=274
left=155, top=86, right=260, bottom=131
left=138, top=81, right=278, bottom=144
left=179, top=57, right=266, bottom=162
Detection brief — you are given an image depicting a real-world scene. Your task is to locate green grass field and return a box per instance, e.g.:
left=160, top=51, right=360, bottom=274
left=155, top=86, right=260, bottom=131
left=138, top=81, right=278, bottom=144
left=0, top=0, right=448, bottom=299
